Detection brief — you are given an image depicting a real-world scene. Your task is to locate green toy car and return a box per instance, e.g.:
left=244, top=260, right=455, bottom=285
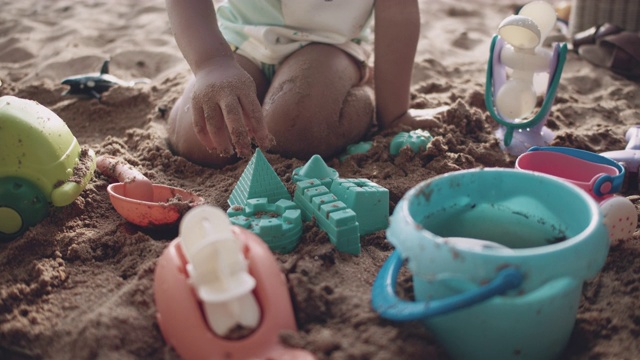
left=0, top=96, right=96, bottom=240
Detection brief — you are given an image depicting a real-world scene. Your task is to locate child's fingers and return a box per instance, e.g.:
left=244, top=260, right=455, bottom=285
left=192, top=102, right=220, bottom=152
left=203, top=102, right=234, bottom=156
left=220, top=97, right=252, bottom=158
left=192, top=98, right=233, bottom=156
left=240, top=95, right=275, bottom=149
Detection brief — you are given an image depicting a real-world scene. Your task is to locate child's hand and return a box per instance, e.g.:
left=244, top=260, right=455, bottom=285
left=190, top=58, right=274, bottom=157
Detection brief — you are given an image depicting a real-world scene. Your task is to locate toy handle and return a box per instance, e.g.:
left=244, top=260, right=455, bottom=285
left=593, top=174, right=614, bottom=197
left=96, top=155, right=154, bottom=202
left=371, top=251, right=524, bottom=322
left=503, top=127, right=515, bottom=147
left=625, top=126, right=640, bottom=151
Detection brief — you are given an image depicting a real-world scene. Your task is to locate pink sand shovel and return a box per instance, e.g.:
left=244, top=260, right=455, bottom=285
left=154, top=205, right=315, bottom=360
left=96, top=155, right=204, bottom=227
left=516, top=147, right=637, bottom=241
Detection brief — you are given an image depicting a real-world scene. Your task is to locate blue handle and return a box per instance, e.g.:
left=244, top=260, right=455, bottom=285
left=593, top=174, right=614, bottom=197
left=371, top=250, right=524, bottom=322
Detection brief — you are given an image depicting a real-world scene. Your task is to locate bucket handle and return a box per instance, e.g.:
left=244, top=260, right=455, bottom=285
left=371, top=250, right=524, bottom=321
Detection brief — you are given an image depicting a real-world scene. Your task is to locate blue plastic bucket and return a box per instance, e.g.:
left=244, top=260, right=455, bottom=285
left=372, top=168, right=609, bottom=360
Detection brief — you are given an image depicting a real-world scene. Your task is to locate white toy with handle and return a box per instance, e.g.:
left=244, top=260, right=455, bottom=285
left=495, top=1, right=557, bottom=120
left=179, top=205, right=261, bottom=337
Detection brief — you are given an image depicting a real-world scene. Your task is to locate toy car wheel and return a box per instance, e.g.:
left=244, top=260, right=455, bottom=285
left=0, top=177, right=49, bottom=241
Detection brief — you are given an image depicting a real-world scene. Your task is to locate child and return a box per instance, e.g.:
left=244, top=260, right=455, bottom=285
left=166, top=0, right=420, bottom=167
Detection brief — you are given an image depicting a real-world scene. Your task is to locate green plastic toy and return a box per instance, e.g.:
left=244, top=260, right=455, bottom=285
left=292, top=154, right=339, bottom=188
left=330, top=179, right=389, bottom=235
left=228, top=149, right=291, bottom=207
left=227, top=149, right=303, bottom=253
left=228, top=198, right=303, bottom=253
left=294, top=179, right=361, bottom=255
left=0, top=96, right=96, bottom=240
left=390, top=130, right=433, bottom=155
left=339, top=141, right=373, bottom=161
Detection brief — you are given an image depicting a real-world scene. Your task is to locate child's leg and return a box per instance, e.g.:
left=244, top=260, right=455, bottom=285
left=263, top=43, right=374, bottom=159
left=167, top=54, right=268, bottom=167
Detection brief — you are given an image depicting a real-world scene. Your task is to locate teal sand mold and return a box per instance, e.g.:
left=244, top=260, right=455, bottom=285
left=330, top=179, right=389, bottom=235
left=292, top=154, right=339, bottom=188
left=228, top=198, right=303, bottom=253
left=290, top=155, right=392, bottom=254
left=293, top=179, right=361, bottom=255
left=228, top=149, right=291, bottom=207
left=227, top=149, right=302, bottom=253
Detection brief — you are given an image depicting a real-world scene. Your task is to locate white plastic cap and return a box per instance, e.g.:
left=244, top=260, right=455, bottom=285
left=517, top=1, right=557, bottom=42
left=498, top=15, right=541, bottom=49
left=179, top=205, right=261, bottom=337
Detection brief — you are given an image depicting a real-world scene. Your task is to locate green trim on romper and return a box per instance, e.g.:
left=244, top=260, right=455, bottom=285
left=230, top=44, right=277, bottom=82
left=260, top=63, right=276, bottom=82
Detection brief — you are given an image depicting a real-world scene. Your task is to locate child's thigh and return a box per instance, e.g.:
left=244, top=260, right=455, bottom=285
left=263, top=43, right=363, bottom=115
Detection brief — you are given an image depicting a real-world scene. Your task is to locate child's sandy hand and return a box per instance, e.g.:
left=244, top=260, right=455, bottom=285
left=190, top=58, right=274, bottom=157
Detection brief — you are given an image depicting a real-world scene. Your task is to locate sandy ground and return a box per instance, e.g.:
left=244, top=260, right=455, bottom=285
left=1, top=0, right=639, bottom=359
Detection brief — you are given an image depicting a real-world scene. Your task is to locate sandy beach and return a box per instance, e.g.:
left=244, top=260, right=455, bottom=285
left=1, top=0, right=639, bottom=359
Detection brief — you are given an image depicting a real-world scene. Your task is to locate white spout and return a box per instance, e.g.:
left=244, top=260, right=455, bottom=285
left=179, top=205, right=261, bottom=337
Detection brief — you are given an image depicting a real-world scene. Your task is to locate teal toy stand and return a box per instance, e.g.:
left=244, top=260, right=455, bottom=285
left=485, top=35, right=567, bottom=155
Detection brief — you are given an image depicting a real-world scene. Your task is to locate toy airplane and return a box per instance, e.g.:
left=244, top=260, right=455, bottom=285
left=61, top=59, right=150, bottom=99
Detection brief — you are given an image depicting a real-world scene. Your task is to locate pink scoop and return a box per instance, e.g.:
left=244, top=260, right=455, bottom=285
left=97, top=155, right=204, bottom=227
left=515, top=150, right=619, bottom=200
left=154, top=226, right=316, bottom=360
left=516, top=148, right=636, bottom=241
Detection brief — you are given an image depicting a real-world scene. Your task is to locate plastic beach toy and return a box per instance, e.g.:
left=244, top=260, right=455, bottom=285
left=389, top=130, right=433, bottom=156
left=0, top=96, right=96, bottom=240
left=61, top=59, right=150, bottom=100
left=291, top=154, right=390, bottom=255
left=226, top=149, right=303, bottom=253
left=516, top=147, right=624, bottom=198
left=485, top=1, right=568, bottom=155
left=516, top=146, right=637, bottom=240
left=339, top=141, right=372, bottom=161
left=178, top=206, right=260, bottom=336
left=601, top=125, right=640, bottom=188
left=372, top=168, right=609, bottom=360
left=154, top=205, right=315, bottom=360
left=96, top=155, right=204, bottom=227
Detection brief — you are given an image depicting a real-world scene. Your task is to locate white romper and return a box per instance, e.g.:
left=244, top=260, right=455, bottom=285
left=216, top=0, right=375, bottom=77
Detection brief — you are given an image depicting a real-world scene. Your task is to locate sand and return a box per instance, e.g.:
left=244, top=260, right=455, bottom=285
left=1, top=0, right=639, bottom=359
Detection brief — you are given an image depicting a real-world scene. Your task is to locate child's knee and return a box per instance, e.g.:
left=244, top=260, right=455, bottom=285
left=265, top=89, right=373, bottom=159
